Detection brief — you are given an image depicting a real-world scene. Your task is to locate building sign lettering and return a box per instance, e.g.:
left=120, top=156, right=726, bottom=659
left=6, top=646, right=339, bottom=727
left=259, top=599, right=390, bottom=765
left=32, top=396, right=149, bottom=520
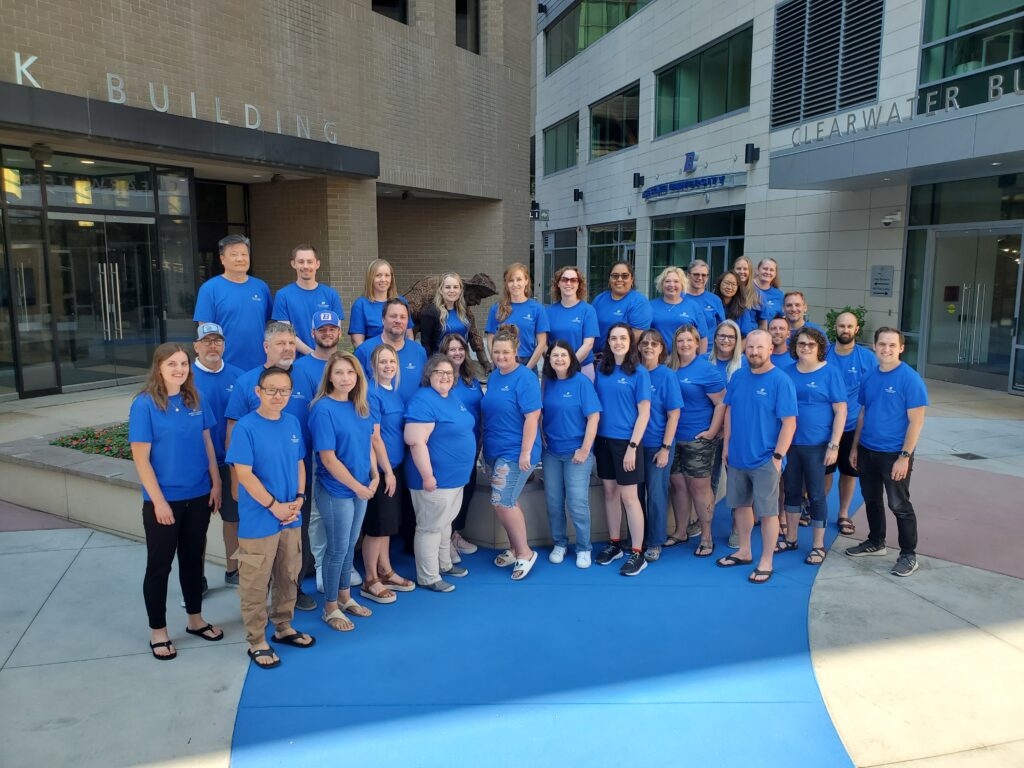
left=642, top=172, right=746, bottom=202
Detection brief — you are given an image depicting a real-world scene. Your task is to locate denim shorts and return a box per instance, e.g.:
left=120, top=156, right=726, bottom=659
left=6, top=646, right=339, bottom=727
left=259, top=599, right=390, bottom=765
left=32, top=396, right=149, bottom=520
left=483, top=457, right=535, bottom=508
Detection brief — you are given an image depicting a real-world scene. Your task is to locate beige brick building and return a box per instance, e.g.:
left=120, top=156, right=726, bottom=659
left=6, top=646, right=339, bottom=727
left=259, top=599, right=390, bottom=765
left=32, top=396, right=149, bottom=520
left=0, top=0, right=530, bottom=397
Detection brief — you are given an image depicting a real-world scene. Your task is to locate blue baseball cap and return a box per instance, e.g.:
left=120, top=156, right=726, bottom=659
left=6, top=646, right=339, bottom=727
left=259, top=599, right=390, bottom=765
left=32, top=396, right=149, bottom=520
left=312, top=311, right=342, bottom=330
left=196, top=322, right=225, bottom=340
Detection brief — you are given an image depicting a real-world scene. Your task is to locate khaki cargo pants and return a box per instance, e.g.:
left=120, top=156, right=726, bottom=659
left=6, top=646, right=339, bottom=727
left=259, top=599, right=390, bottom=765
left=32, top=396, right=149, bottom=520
left=233, top=527, right=302, bottom=647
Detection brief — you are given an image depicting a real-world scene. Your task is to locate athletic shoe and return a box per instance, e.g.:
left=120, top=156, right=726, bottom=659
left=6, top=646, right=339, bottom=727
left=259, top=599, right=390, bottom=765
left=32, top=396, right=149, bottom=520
left=643, top=546, right=661, bottom=562
left=350, top=569, right=363, bottom=587
left=441, top=565, right=469, bottom=578
left=294, top=589, right=317, bottom=612
left=845, top=540, right=888, bottom=558
left=549, top=545, right=567, bottom=564
left=620, top=551, right=647, bottom=577
left=450, top=547, right=462, bottom=565
left=452, top=532, right=478, bottom=554
left=576, top=550, right=592, bottom=569
left=224, top=570, right=239, bottom=587
left=686, top=521, right=701, bottom=538
left=890, top=555, right=919, bottom=577
left=727, top=531, right=739, bottom=549
left=420, top=579, right=455, bottom=593
left=595, top=542, right=624, bottom=566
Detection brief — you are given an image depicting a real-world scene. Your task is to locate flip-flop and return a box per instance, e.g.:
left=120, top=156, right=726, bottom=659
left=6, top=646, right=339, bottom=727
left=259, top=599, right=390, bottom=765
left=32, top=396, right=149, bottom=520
left=664, top=535, right=687, bottom=548
left=150, top=640, right=176, bottom=660
left=271, top=631, right=316, bottom=648
left=748, top=568, right=773, bottom=584
left=716, top=554, right=753, bottom=568
left=838, top=518, right=855, bottom=536
left=247, top=647, right=280, bottom=668
left=494, top=549, right=517, bottom=567
left=185, top=624, right=224, bottom=641
left=694, top=541, right=715, bottom=558
left=511, top=551, right=538, bottom=581
left=804, top=547, right=827, bottom=566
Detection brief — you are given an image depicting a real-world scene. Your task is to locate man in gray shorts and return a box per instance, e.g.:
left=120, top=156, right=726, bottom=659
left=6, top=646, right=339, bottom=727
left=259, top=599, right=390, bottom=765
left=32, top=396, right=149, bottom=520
left=716, top=330, right=797, bottom=584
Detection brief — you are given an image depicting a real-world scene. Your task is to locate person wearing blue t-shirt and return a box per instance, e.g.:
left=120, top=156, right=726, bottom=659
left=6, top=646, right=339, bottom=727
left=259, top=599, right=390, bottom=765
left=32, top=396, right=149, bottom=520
left=649, top=266, right=709, bottom=352
left=482, top=326, right=541, bottom=581
left=780, top=327, right=847, bottom=566
left=404, top=355, right=479, bottom=592
left=541, top=340, right=602, bottom=568
left=754, top=258, right=785, bottom=327
left=824, top=312, right=878, bottom=535
left=485, top=262, right=549, bottom=369
left=686, top=259, right=726, bottom=332
left=354, top=299, right=428, bottom=405
left=193, top=234, right=272, bottom=372
left=769, top=316, right=796, bottom=372
left=845, top=328, right=929, bottom=577
left=191, top=323, right=244, bottom=587
left=717, top=330, right=797, bottom=584
left=309, top=353, right=378, bottom=631
left=271, top=244, right=345, bottom=356
left=360, top=343, right=416, bottom=603
left=669, top=324, right=726, bottom=558
left=419, top=272, right=477, bottom=356
left=226, top=366, right=314, bottom=669
left=592, top=323, right=652, bottom=577
left=636, top=330, right=683, bottom=561
left=349, top=259, right=412, bottom=348
left=129, top=343, right=222, bottom=660
left=591, top=261, right=653, bottom=346
left=547, top=266, right=600, bottom=380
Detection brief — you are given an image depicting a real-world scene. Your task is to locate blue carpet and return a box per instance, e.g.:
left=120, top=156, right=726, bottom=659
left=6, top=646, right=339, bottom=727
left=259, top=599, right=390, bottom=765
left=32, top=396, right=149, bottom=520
left=231, top=487, right=860, bottom=768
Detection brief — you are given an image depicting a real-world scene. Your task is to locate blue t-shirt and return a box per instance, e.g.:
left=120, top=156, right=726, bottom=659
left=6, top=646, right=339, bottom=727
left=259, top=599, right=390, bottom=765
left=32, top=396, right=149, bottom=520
left=786, top=362, right=847, bottom=446
left=592, top=290, right=652, bottom=345
left=724, top=367, right=798, bottom=469
left=309, top=397, right=374, bottom=499
left=271, top=283, right=344, bottom=352
left=642, top=364, right=684, bottom=449
left=451, top=376, right=484, bottom=441
left=436, top=311, right=469, bottom=343
left=193, top=275, right=272, bottom=372
left=594, top=364, right=652, bottom=440
left=369, top=384, right=406, bottom=469
left=756, top=285, right=785, bottom=323
left=354, top=337, right=428, bottom=404
left=772, top=352, right=796, bottom=371
left=689, top=290, right=726, bottom=330
left=225, top=365, right=313, bottom=454
left=481, top=364, right=542, bottom=464
left=541, top=372, right=602, bottom=455
left=735, top=308, right=760, bottom=336
left=290, top=354, right=328, bottom=404
left=226, top=411, right=304, bottom=538
left=858, top=363, right=929, bottom=453
left=129, top=392, right=216, bottom=502
left=403, top=387, right=478, bottom=490
left=675, top=356, right=726, bottom=442
left=826, top=344, right=878, bottom=431
left=649, top=297, right=709, bottom=348
left=547, top=301, right=600, bottom=366
left=712, top=354, right=747, bottom=381
left=486, top=299, right=550, bottom=359
left=191, top=362, right=244, bottom=464
left=349, top=296, right=410, bottom=340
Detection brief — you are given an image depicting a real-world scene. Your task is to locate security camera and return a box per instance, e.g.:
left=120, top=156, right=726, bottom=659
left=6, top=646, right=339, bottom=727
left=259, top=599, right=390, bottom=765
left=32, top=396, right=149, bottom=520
left=882, top=216, right=895, bottom=227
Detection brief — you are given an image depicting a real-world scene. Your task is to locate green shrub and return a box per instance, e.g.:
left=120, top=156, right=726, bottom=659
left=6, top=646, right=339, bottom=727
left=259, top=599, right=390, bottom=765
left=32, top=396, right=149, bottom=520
left=52, top=423, right=132, bottom=460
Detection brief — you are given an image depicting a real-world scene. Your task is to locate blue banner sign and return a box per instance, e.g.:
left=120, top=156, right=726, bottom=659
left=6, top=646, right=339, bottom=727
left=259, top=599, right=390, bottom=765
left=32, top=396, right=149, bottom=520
left=641, top=172, right=745, bottom=202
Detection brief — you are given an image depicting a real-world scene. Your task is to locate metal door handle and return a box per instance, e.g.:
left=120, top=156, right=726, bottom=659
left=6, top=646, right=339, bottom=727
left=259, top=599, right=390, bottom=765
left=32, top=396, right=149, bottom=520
left=112, top=263, right=123, bottom=340
left=957, top=283, right=971, bottom=362
left=98, top=263, right=110, bottom=340
left=973, top=283, right=985, bottom=364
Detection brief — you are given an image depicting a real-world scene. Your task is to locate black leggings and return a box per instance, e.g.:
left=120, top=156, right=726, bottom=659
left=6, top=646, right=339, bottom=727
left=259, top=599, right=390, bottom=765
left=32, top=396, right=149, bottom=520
left=143, top=494, right=211, bottom=629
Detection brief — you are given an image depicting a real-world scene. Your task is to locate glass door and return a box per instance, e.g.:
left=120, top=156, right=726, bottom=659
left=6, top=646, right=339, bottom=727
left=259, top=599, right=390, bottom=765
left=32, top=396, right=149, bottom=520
left=692, top=239, right=729, bottom=279
left=925, top=228, right=1022, bottom=390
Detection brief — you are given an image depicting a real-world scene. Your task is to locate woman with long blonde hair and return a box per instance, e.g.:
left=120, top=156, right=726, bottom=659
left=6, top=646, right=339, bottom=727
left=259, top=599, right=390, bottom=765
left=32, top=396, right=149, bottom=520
left=349, top=259, right=412, bottom=347
left=754, top=257, right=784, bottom=328
left=419, top=271, right=472, bottom=354
left=485, top=262, right=549, bottom=369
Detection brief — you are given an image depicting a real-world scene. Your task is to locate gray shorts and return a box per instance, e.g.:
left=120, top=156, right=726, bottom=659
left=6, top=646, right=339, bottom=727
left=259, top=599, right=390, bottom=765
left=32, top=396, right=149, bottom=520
left=725, top=461, right=780, bottom=518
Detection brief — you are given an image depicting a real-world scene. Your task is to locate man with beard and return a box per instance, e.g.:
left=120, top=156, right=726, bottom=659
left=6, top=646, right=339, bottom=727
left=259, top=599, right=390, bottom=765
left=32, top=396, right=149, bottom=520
left=355, top=299, right=427, bottom=403
left=716, top=330, right=797, bottom=584
left=824, top=312, right=877, bottom=537
left=271, top=244, right=345, bottom=356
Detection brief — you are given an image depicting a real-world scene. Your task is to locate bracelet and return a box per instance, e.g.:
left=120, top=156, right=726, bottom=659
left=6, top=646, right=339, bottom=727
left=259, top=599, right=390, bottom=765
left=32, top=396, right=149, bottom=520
left=264, top=496, right=276, bottom=510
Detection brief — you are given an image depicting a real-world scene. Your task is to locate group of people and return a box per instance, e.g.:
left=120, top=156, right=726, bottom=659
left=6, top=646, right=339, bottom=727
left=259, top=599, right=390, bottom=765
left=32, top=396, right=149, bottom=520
left=130, top=234, right=928, bottom=669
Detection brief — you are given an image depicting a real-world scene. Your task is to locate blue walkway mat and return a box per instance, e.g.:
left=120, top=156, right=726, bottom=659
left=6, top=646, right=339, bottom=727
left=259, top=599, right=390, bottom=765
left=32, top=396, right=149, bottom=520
left=232, top=488, right=859, bottom=768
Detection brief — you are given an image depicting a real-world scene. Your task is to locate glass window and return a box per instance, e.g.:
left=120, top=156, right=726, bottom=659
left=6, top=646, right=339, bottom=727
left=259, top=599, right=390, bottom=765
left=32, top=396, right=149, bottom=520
left=157, top=169, right=190, bottom=216
left=42, top=155, right=154, bottom=212
left=923, top=0, right=1024, bottom=43
left=649, top=210, right=745, bottom=291
left=6, top=211, right=59, bottom=392
left=456, top=0, right=480, bottom=53
left=0, top=214, right=15, bottom=395
left=542, top=115, right=579, bottom=175
left=909, top=174, right=1024, bottom=225
left=655, top=26, right=752, bottom=137
left=372, top=0, right=407, bottom=24
left=902, top=229, right=928, bottom=335
left=196, top=181, right=249, bottom=280
left=2, top=148, right=42, bottom=207
left=590, top=83, right=639, bottom=159
left=545, top=0, right=652, bottom=74
left=587, top=222, right=636, bottom=298
left=542, top=229, right=579, bottom=300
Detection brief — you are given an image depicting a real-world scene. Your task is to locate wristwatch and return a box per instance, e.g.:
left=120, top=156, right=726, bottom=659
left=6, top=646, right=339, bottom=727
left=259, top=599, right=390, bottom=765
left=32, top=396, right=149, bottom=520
left=899, top=450, right=911, bottom=458
left=628, top=441, right=638, bottom=449
left=295, top=492, right=306, bottom=500
left=660, top=443, right=672, bottom=451
left=772, top=452, right=784, bottom=461
left=827, top=442, right=839, bottom=450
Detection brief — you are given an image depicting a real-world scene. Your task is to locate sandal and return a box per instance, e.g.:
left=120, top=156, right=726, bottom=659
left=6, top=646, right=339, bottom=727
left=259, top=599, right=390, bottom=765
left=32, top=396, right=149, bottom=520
left=511, top=551, right=538, bottom=581
left=716, top=554, right=753, bottom=568
left=360, top=576, right=397, bottom=605
left=377, top=569, right=415, bottom=592
left=247, top=647, right=280, bottom=668
left=838, top=517, right=855, bottom=536
left=494, top=549, right=517, bottom=568
left=748, top=568, right=773, bottom=584
left=322, top=608, right=354, bottom=632
left=694, top=541, right=715, bottom=558
left=775, top=539, right=799, bottom=554
left=185, top=623, right=224, bottom=642
left=805, top=547, right=827, bottom=566
left=664, top=535, right=687, bottom=548
left=150, top=640, right=176, bottom=660
left=271, top=630, right=316, bottom=648
left=340, top=598, right=372, bottom=617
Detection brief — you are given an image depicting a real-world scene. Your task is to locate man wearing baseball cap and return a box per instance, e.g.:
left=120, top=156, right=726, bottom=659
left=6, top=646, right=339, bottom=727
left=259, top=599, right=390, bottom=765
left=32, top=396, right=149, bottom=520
left=271, top=244, right=345, bottom=356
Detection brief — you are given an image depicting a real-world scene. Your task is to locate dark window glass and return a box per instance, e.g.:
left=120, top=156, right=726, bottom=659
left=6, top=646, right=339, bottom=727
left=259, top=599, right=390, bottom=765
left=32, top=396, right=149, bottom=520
left=923, top=0, right=1024, bottom=43
left=456, top=0, right=480, bottom=53
left=542, top=229, right=579, bottom=300
left=587, top=222, right=636, bottom=299
left=911, top=175, right=1024, bottom=225
left=542, top=115, right=579, bottom=175
left=373, top=0, right=407, bottom=24
left=590, top=84, right=639, bottom=158
left=545, top=1, right=652, bottom=74
left=195, top=181, right=249, bottom=280
left=2, top=148, right=41, bottom=207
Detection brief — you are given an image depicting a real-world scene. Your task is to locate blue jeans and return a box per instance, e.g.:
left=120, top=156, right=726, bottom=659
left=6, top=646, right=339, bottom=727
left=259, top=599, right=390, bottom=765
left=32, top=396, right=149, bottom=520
left=782, top=443, right=827, bottom=529
left=542, top=449, right=594, bottom=552
left=314, top=480, right=368, bottom=596
left=638, top=446, right=671, bottom=547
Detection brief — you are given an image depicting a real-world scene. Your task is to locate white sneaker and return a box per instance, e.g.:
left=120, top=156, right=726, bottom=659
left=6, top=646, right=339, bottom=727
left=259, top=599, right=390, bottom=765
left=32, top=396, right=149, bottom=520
left=576, top=550, right=592, bottom=569
left=350, top=569, right=362, bottom=587
left=450, top=547, right=462, bottom=564
left=452, top=532, right=478, bottom=555
left=549, top=545, right=567, bottom=564
left=316, top=567, right=324, bottom=594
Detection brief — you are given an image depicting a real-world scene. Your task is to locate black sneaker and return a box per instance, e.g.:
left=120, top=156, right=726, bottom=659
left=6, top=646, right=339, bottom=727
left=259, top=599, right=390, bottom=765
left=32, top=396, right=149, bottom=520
left=845, top=540, right=887, bottom=558
left=620, top=551, right=647, bottom=577
left=595, top=542, right=624, bottom=566
left=890, top=555, right=919, bottom=577
left=295, top=589, right=317, bottom=612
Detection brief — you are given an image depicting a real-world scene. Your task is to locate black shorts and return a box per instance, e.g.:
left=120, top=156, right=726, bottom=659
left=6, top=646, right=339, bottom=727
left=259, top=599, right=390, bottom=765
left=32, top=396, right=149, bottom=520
left=825, top=429, right=859, bottom=477
left=363, top=462, right=405, bottom=537
left=594, top=436, right=644, bottom=486
left=218, top=464, right=239, bottom=523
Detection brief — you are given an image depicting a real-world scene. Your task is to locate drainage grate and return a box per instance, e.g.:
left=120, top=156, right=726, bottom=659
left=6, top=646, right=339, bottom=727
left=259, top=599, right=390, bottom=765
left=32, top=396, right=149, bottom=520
left=952, top=452, right=987, bottom=460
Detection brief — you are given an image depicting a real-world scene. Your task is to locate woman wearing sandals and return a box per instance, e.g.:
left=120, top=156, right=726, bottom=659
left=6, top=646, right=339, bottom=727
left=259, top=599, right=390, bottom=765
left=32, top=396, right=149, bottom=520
left=361, top=345, right=416, bottom=605
left=778, top=327, right=847, bottom=566
left=483, top=326, right=541, bottom=580
left=668, top=325, right=726, bottom=557
left=593, top=323, right=651, bottom=577
left=130, top=343, right=223, bottom=660
left=309, top=352, right=378, bottom=632
left=405, top=354, right=479, bottom=592
left=541, top=339, right=602, bottom=568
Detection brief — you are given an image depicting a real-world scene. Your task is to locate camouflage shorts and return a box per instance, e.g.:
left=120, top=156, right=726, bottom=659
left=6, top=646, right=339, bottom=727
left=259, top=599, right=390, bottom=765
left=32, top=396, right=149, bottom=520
left=671, top=437, right=719, bottom=478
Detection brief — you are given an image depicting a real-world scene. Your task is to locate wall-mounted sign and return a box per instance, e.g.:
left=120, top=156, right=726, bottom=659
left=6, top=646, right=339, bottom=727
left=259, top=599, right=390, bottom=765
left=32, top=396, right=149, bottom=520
left=870, top=265, right=894, bottom=297
left=642, top=172, right=746, bottom=202
left=683, top=151, right=697, bottom=173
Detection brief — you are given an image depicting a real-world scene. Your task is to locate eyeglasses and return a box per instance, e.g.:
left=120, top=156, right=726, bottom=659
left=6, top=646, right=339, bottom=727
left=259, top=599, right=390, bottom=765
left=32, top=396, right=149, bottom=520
left=796, top=341, right=819, bottom=349
left=431, top=371, right=455, bottom=379
left=559, top=276, right=580, bottom=283
left=197, top=337, right=224, bottom=345
left=690, top=272, right=708, bottom=279
left=610, top=273, right=631, bottom=280
left=720, top=281, right=738, bottom=289
left=715, top=333, right=737, bottom=341
left=259, top=387, right=292, bottom=397
left=638, top=340, right=662, bottom=347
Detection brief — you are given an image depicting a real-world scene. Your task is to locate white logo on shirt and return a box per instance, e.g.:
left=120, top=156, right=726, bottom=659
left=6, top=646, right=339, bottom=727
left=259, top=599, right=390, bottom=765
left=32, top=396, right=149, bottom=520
left=459, top=403, right=467, bottom=412
left=572, top=316, right=582, bottom=324
left=524, top=314, right=533, bottom=321
left=682, top=377, right=691, bottom=383
left=406, top=363, right=416, bottom=369
left=806, top=381, right=818, bottom=389
left=252, top=294, right=262, bottom=301
left=291, top=434, right=300, bottom=443
left=755, top=387, right=768, bottom=397
left=849, top=366, right=859, bottom=374
left=188, top=408, right=203, bottom=417
left=884, top=386, right=897, bottom=394
left=650, top=384, right=657, bottom=392
left=226, top=384, right=234, bottom=392
left=562, top=391, right=573, bottom=398
left=501, top=385, right=511, bottom=392
left=613, top=309, right=623, bottom=316
left=616, top=377, right=628, bottom=385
